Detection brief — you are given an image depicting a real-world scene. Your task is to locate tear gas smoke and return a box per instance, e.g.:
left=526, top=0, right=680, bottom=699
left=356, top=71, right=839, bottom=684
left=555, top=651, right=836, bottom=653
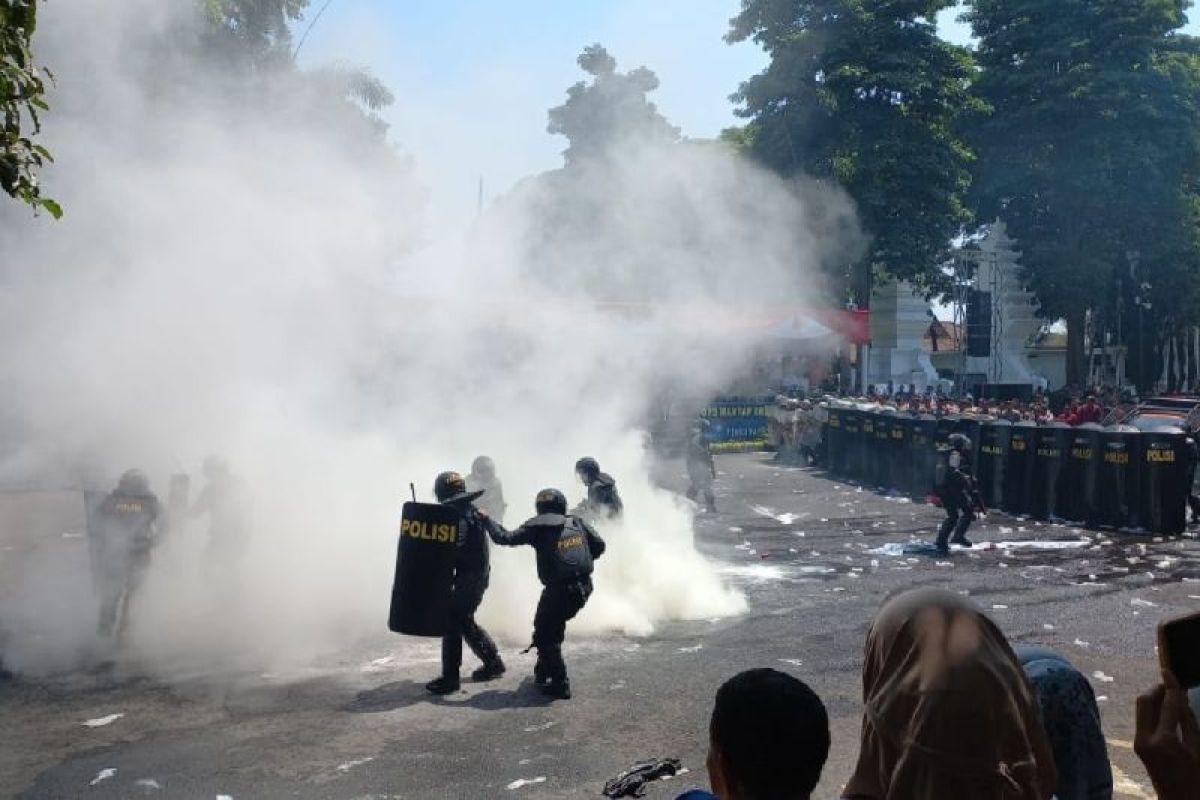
left=0, top=0, right=859, bottom=678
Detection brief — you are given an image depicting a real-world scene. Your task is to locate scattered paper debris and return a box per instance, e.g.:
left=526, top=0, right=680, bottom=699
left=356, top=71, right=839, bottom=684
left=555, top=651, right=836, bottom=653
left=83, top=713, right=124, bottom=728
left=1131, top=598, right=1158, bottom=608
left=135, top=779, right=162, bottom=790
left=523, top=721, right=556, bottom=732
left=1092, top=671, right=1115, bottom=683
left=336, top=757, right=375, bottom=773
left=992, top=604, right=1009, bottom=610
left=90, top=769, right=117, bottom=787
left=678, top=644, right=703, bottom=653
left=1043, top=624, right=1056, bottom=631
left=1074, top=638, right=1091, bottom=649
left=507, top=777, right=547, bottom=790
left=778, top=658, right=803, bottom=667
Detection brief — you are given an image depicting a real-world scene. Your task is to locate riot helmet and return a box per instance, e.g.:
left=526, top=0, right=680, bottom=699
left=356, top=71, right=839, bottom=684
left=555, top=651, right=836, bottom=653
left=434, top=471, right=482, bottom=504
left=470, top=455, right=496, bottom=482
left=535, top=488, right=568, bottom=515
left=948, top=433, right=972, bottom=452
left=575, top=456, right=600, bottom=482
left=117, top=469, right=149, bottom=494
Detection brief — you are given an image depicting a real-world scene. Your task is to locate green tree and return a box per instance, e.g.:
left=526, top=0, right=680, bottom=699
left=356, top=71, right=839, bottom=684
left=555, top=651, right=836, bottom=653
left=965, top=0, right=1200, bottom=388
left=1, top=0, right=58, bottom=217
left=547, top=44, right=680, bottom=165
left=201, top=0, right=307, bottom=70
left=727, top=0, right=978, bottom=303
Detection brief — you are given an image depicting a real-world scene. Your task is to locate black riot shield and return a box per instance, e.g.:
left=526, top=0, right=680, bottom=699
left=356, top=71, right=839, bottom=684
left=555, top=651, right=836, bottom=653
left=935, top=416, right=957, bottom=449
left=842, top=410, right=862, bottom=480
left=1094, top=426, right=1142, bottom=531
left=1031, top=423, right=1072, bottom=521
left=1141, top=427, right=1189, bottom=536
left=911, top=416, right=938, bottom=498
left=1059, top=425, right=1101, bottom=524
left=389, top=501, right=459, bottom=637
left=824, top=407, right=844, bottom=475
left=891, top=415, right=915, bottom=495
left=953, top=417, right=983, bottom=455
left=977, top=420, right=1012, bottom=510
left=1002, top=422, right=1037, bottom=516
left=872, top=413, right=893, bottom=489
left=860, top=413, right=877, bottom=483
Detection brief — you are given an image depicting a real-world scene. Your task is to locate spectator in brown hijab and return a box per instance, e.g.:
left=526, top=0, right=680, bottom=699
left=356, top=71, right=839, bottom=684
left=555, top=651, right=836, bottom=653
left=843, top=588, right=1058, bottom=800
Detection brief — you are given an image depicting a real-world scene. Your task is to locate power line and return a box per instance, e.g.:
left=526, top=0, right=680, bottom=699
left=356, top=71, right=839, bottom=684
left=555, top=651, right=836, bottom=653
left=293, top=0, right=338, bottom=60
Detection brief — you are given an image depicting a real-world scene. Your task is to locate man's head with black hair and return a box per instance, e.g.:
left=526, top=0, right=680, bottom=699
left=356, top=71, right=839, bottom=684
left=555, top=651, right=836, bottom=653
left=706, top=668, right=830, bottom=800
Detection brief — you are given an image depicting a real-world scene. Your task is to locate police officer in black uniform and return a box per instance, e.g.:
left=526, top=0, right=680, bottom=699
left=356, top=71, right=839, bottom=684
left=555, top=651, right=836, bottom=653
left=935, top=433, right=982, bottom=555
left=572, top=456, right=623, bottom=521
left=92, top=469, right=161, bottom=639
left=491, top=488, right=605, bottom=699
left=426, top=471, right=506, bottom=695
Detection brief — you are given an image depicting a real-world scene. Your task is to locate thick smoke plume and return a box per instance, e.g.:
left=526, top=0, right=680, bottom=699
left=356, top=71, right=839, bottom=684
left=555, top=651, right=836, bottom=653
left=0, top=0, right=857, bottom=678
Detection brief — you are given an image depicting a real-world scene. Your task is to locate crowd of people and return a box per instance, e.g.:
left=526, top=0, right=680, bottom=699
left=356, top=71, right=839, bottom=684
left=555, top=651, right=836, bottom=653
left=672, top=588, right=1200, bottom=800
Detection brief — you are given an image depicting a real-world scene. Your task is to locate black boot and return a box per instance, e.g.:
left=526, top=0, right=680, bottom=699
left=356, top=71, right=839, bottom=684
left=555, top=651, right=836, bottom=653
left=539, top=678, right=571, bottom=700
left=425, top=675, right=460, bottom=695
left=471, top=658, right=506, bottom=682
left=533, top=655, right=548, bottom=686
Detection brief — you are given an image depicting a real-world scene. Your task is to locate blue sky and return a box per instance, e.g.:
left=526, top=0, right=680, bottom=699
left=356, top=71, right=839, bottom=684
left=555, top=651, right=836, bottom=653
left=299, top=1, right=1198, bottom=231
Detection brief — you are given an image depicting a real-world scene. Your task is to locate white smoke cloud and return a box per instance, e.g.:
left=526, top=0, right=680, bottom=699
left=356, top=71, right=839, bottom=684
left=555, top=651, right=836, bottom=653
left=0, top=0, right=858, bottom=678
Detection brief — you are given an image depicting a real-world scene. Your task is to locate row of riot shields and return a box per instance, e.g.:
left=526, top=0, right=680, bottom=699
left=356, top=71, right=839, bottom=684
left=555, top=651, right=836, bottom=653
left=822, top=407, right=1192, bottom=535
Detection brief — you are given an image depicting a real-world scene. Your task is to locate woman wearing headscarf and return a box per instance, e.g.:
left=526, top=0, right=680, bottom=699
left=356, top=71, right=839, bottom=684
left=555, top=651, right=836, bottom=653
left=843, top=588, right=1058, bottom=800
left=1015, top=646, right=1112, bottom=800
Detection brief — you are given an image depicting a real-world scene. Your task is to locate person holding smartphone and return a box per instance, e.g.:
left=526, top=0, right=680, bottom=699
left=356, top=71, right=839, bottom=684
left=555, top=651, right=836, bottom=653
left=1135, top=611, right=1200, bottom=799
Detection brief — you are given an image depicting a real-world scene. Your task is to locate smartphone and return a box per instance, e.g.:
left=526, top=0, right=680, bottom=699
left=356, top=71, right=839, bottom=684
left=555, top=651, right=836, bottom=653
left=1158, top=611, right=1200, bottom=690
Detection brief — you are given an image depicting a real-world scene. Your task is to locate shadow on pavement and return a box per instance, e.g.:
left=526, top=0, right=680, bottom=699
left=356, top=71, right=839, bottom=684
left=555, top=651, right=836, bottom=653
left=346, top=677, right=555, bottom=713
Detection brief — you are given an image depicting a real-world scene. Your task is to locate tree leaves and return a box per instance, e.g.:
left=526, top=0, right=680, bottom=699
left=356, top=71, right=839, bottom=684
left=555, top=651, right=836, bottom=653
left=1, top=0, right=59, bottom=217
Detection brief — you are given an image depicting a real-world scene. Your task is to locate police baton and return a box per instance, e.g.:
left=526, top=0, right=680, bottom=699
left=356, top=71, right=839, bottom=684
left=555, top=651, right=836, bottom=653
left=409, top=483, right=417, bottom=503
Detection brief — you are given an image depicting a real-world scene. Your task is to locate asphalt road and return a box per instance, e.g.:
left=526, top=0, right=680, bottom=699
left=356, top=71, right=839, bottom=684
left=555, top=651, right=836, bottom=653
left=4, top=453, right=1199, bottom=799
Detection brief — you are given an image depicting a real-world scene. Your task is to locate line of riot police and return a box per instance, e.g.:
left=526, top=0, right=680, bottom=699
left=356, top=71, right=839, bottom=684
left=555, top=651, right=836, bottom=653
left=821, top=403, right=1197, bottom=536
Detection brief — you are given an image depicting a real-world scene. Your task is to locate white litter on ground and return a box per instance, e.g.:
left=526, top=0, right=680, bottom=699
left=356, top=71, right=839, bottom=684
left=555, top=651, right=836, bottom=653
left=1092, top=671, right=1115, bottom=683
left=718, top=564, right=787, bottom=583
left=728, top=527, right=743, bottom=533
left=523, top=722, right=556, bottom=732
left=779, top=658, right=803, bottom=667
left=992, top=604, right=1009, bottom=610
left=1043, top=624, right=1056, bottom=630
left=750, top=506, right=804, bottom=525
left=135, top=779, right=162, bottom=790
left=1131, top=598, right=1158, bottom=608
left=796, top=566, right=836, bottom=575
left=507, top=777, right=547, bottom=790
left=1074, top=638, right=1091, bottom=649
left=678, top=644, right=704, bottom=653
left=82, top=713, right=124, bottom=728
left=90, top=769, right=116, bottom=786
left=336, top=757, right=375, bottom=773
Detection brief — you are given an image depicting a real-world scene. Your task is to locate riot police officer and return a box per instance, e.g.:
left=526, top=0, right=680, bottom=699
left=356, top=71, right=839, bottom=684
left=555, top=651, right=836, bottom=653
left=572, top=457, right=623, bottom=521
left=685, top=423, right=717, bottom=513
left=935, top=433, right=982, bottom=555
left=490, top=488, right=605, bottom=699
left=1186, top=436, right=1200, bottom=526
left=465, top=455, right=507, bottom=525
left=426, top=471, right=506, bottom=695
left=92, top=470, right=160, bottom=639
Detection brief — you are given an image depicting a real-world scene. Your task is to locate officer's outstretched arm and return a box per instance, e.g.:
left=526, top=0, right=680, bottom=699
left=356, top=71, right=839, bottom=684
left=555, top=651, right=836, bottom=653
left=581, top=519, right=606, bottom=559
left=487, top=519, right=531, bottom=547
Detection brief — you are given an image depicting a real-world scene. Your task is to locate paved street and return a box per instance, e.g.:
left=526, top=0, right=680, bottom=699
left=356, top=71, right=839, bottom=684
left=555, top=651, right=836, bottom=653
left=4, top=452, right=1199, bottom=799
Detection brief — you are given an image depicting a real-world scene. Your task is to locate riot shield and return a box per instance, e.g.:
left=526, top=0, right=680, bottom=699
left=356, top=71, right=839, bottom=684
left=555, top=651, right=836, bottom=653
left=860, top=413, right=877, bottom=483
left=1059, top=425, right=1101, bottom=524
left=935, top=416, right=957, bottom=449
left=1141, top=427, right=1189, bottom=536
left=389, top=501, right=459, bottom=637
left=841, top=409, right=861, bottom=480
left=977, top=420, right=1012, bottom=510
left=1094, top=426, right=1141, bottom=531
left=822, top=405, right=841, bottom=474
left=911, top=416, right=938, bottom=498
left=1031, top=423, right=1072, bottom=521
left=872, top=413, right=893, bottom=489
left=1002, top=422, right=1037, bottom=516
left=891, top=415, right=915, bottom=495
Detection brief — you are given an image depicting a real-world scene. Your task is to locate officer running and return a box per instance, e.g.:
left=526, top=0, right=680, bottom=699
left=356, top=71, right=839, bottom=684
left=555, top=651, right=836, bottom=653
left=685, top=423, right=717, bottom=513
left=92, top=470, right=161, bottom=639
left=490, top=488, right=605, bottom=699
left=426, top=471, right=506, bottom=695
left=934, top=433, right=983, bottom=555
left=465, top=455, right=507, bottom=525
left=572, top=457, right=623, bottom=521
